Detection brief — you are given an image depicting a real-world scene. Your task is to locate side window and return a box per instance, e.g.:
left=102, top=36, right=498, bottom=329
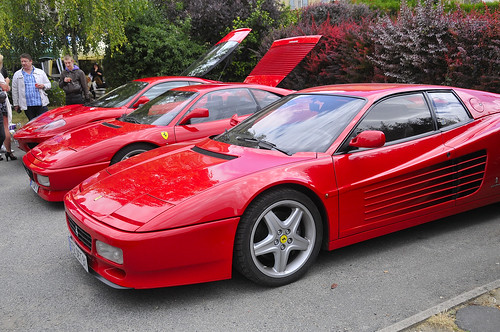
left=250, top=89, right=281, bottom=109
left=190, top=89, right=258, bottom=124
left=355, top=93, right=434, bottom=143
left=142, top=81, right=190, bottom=100
left=428, top=92, right=471, bottom=129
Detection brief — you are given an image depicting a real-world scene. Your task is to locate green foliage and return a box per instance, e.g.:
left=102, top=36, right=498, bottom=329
left=152, top=0, right=290, bottom=82
left=219, top=0, right=281, bottom=82
left=102, top=7, right=205, bottom=87
left=0, top=0, right=148, bottom=62
left=353, top=0, right=500, bottom=15
left=46, top=79, right=66, bottom=107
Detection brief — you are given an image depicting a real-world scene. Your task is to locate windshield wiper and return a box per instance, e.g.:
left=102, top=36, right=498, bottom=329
left=121, top=115, right=140, bottom=124
left=236, top=136, right=291, bottom=156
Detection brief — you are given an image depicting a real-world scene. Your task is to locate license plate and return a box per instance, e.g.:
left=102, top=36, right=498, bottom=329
left=30, top=179, right=39, bottom=193
left=68, top=236, right=89, bottom=273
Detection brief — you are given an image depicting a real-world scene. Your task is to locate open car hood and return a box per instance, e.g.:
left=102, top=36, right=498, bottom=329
left=244, top=35, right=322, bottom=87
left=182, top=28, right=252, bottom=77
left=184, top=30, right=322, bottom=88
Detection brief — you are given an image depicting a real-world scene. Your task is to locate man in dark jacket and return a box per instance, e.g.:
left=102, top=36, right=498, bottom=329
left=59, top=55, right=90, bottom=105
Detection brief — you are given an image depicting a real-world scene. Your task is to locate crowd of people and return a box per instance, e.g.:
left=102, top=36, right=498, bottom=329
left=0, top=52, right=105, bottom=161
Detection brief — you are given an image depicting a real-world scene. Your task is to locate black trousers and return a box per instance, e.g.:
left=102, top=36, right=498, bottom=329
left=0, top=109, right=5, bottom=148
left=65, top=92, right=84, bottom=105
left=25, top=105, right=49, bottom=121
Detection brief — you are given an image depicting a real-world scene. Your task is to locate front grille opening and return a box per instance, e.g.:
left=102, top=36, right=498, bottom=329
left=23, top=164, right=34, bottom=180
left=67, top=215, right=92, bottom=250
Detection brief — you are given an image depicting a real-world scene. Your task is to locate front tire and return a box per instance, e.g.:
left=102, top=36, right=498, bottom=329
left=234, top=188, right=322, bottom=286
left=110, top=143, right=155, bottom=165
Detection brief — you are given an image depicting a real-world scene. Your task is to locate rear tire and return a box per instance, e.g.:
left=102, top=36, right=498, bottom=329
left=110, top=143, right=155, bottom=165
left=234, top=188, right=322, bottom=287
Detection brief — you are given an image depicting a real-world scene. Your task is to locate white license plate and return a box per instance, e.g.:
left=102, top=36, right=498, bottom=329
left=68, top=236, right=89, bottom=273
left=30, top=179, right=39, bottom=193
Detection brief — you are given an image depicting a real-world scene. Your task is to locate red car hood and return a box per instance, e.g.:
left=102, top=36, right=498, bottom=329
left=16, top=104, right=89, bottom=134
left=30, top=120, right=147, bottom=166
left=15, top=105, right=128, bottom=139
left=71, top=140, right=315, bottom=232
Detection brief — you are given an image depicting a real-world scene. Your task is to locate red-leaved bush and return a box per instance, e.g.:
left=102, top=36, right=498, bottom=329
left=270, top=0, right=499, bottom=93
left=445, top=8, right=500, bottom=91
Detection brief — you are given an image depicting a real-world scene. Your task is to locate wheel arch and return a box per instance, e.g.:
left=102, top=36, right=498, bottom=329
left=244, top=183, right=330, bottom=250
left=110, top=141, right=160, bottom=165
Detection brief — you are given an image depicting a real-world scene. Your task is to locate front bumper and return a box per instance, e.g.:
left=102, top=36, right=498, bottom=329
left=64, top=192, right=240, bottom=289
left=22, top=152, right=109, bottom=202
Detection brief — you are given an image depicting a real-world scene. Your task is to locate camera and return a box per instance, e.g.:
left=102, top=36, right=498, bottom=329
left=0, top=91, right=6, bottom=103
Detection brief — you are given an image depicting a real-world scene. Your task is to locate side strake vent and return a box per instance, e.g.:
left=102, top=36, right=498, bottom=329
left=364, top=150, right=487, bottom=222
left=191, top=146, right=237, bottom=160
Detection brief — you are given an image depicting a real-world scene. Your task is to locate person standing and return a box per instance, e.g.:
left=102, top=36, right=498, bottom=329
left=0, top=54, right=16, bottom=160
left=89, top=63, right=104, bottom=98
left=59, top=55, right=90, bottom=105
left=12, top=53, right=51, bottom=121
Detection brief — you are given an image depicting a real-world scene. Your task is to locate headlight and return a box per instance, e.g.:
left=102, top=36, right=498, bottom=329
left=36, top=174, right=50, bottom=187
left=96, top=240, right=123, bottom=264
left=36, top=119, right=66, bottom=132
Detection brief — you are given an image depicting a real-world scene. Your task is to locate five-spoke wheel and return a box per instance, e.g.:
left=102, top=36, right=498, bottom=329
left=234, top=188, right=322, bottom=286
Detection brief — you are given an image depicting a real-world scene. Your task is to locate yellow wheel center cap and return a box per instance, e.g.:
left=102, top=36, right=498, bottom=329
left=280, top=235, right=288, bottom=244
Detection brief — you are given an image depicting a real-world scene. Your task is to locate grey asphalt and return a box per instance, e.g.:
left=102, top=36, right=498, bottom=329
left=1, top=145, right=499, bottom=331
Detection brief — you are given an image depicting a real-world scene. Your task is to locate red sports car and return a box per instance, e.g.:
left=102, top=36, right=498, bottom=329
left=63, top=84, right=500, bottom=289
left=14, top=28, right=252, bottom=152
left=23, top=83, right=292, bottom=201
left=22, top=35, right=322, bottom=202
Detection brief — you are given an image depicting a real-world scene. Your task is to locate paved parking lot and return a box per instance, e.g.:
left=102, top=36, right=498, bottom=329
left=1, top=147, right=499, bottom=331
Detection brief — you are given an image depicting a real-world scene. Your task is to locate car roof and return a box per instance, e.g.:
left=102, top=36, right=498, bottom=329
left=299, top=83, right=454, bottom=99
left=132, top=76, right=217, bottom=84
left=169, top=82, right=293, bottom=95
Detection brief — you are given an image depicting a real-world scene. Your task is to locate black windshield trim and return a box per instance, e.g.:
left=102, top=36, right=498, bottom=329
left=102, top=122, right=122, bottom=128
left=191, top=146, right=237, bottom=160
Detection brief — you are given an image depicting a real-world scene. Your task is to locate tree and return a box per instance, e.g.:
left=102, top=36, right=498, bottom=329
left=0, top=0, right=148, bottom=61
left=102, top=7, right=205, bottom=87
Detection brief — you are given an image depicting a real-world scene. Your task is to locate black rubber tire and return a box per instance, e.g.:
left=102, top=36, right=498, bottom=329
left=234, top=188, right=322, bottom=287
left=110, top=143, right=155, bottom=165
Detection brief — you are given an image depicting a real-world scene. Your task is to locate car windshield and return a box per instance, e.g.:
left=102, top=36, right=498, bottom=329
left=181, top=41, right=240, bottom=77
left=216, top=94, right=365, bottom=154
left=87, top=81, right=148, bottom=108
left=121, top=90, right=197, bottom=126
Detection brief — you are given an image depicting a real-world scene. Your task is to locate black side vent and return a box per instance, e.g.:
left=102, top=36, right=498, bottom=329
left=102, top=122, right=122, bottom=128
left=363, top=150, right=487, bottom=222
left=67, top=215, right=92, bottom=250
left=191, top=146, right=237, bottom=160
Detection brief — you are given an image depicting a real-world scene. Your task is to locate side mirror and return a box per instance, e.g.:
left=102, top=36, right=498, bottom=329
left=132, top=96, right=150, bottom=108
left=230, top=114, right=241, bottom=127
left=349, top=130, right=385, bottom=149
left=179, top=108, right=209, bottom=125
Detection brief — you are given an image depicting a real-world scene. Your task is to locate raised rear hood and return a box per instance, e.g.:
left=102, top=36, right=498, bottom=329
left=182, top=28, right=252, bottom=77
left=72, top=140, right=315, bottom=232
left=244, top=35, right=322, bottom=87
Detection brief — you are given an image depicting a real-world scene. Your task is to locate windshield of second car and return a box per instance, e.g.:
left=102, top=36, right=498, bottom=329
left=122, top=90, right=197, bottom=126
left=88, top=81, right=148, bottom=108
left=216, top=94, right=365, bottom=154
